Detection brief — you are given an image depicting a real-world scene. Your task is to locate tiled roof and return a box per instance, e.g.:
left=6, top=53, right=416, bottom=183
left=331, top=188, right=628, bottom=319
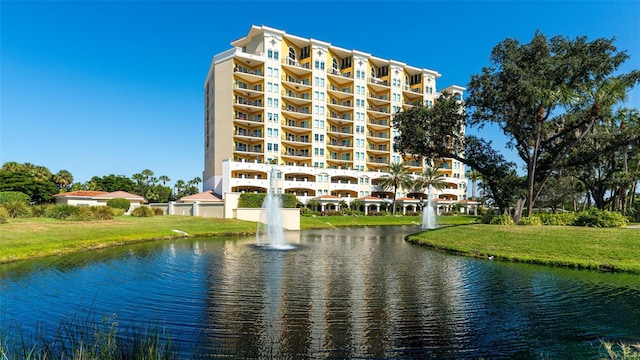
left=178, top=190, right=223, bottom=202
left=96, top=191, right=145, bottom=200
left=53, top=191, right=109, bottom=197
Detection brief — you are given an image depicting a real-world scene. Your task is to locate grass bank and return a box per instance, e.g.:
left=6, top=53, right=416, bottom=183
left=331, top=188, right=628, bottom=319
left=1, top=215, right=479, bottom=264
left=407, top=224, right=640, bottom=274
left=0, top=216, right=257, bottom=263
left=300, top=214, right=477, bottom=229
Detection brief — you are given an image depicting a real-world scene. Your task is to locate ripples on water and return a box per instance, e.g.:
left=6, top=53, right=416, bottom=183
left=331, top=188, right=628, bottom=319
left=2, top=226, right=639, bottom=359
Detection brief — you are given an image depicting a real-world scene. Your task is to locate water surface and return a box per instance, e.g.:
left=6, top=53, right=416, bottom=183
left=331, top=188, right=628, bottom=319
left=2, top=226, right=639, bottom=358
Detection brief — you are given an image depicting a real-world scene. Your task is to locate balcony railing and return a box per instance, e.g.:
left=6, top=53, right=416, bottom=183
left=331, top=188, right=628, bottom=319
left=403, top=85, right=422, bottom=93
left=329, top=68, right=353, bottom=78
left=283, top=58, right=311, bottom=69
left=368, top=93, right=389, bottom=101
left=284, top=135, right=310, bottom=143
left=235, top=146, right=263, bottom=153
left=235, top=130, right=263, bottom=138
left=234, top=66, right=263, bottom=77
left=283, top=75, right=310, bottom=86
left=330, top=140, right=352, bottom=147
left=235, top=82, right=263, bottom=92
left=368, top=118, right=388, bottom=126
left=330, top=99, right=352, bottom=107
left=285, top=119, right=310, bottom=129
left=235, top=98, right=263, bottom=107
left=368, top=145, right=388, bottom=151
left=282, top=105, right=310, bottom=114
left=368, top=77, right=388, bottom=86
left=328, top=85, right=352, bottom=94
left=329, top=126, right=352, bottom=134
left=285, top=150, right=310, bottom=157
left=235, top=114, right=263, bottom=122
left=368, top=106, right=389, bottom=114
left=329, top=112, right=352, bottom=120
left=283, top=90, right=311, bottom=100
left=369, top=131, right=389, bottom=139
left=368, top=157, right=388, bottom=164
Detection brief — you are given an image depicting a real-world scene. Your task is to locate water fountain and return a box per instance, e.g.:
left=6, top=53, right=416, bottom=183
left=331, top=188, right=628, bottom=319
left=256, top=166, right=294, bottom=250
left=421, top=185, right=437, bottom=230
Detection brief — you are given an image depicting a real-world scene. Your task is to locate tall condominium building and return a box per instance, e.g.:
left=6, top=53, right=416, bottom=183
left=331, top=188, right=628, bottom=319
left=204, top=25, right=467, bottom=213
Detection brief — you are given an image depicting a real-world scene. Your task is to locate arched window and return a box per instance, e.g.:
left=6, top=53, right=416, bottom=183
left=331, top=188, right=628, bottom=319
left=332, top=57, right=339, bottom=73
left=288, top=46, right=296, bottom=61
left=405, top=75, right=409, bottom=87
left=371, top=66, right=376, bottom=78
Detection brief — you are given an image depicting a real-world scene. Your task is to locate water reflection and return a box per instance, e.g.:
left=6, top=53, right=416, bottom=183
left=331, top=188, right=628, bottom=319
left=2, top=226, right=639, bottom=359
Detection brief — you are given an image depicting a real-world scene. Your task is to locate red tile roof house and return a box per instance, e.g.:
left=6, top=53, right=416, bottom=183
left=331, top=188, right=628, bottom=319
left=53, top=190, right=147, bottom=214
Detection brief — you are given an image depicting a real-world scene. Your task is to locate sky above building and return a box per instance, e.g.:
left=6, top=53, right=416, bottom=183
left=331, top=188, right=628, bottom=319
left=2, top=1, right=639, bottom=188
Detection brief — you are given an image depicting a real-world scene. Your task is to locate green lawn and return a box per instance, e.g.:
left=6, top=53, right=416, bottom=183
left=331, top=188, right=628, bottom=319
left=407, top=224, right=640, bottom=273
left=299, top=214, right=478, bottom=229
left=0, top=216, right=257, bottom=263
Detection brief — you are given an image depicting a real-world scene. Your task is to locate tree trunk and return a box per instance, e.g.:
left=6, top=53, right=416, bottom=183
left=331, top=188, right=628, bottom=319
left=513, top=197, right=526, bottom=224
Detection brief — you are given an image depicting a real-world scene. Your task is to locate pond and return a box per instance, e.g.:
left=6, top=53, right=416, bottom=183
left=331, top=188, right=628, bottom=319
left=2, top=226, right=639, bottom=358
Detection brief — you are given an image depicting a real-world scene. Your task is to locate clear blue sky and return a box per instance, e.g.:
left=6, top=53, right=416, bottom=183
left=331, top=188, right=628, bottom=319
left=2, top=1, right=639, bottom=188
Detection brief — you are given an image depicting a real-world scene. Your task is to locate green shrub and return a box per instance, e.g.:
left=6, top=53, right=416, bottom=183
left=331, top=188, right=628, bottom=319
left=0, top=206, right=8, bottom=224
left=46, top=204, right=87, bottom=221
left=238, top=193, right=297, bottom=208
left=152, top=207, right=164, bottom=216
left=489, top=214, right=515, bottom=225
left=4, top=200, right=33, bottom=218
left=536, top=212, right=576, bottom=226
left=518, top=216, right=542, bottom=226
left=131, top=206, right=155, bottom=217
left=107, top=197, right=131, bottom=211
left=30, top=204, right=50, bottom=217
left=573, top=209, right=628, bottom=228
left=86, top=206, right=114, bottom=220
left=110, top=208, right=126, bottom=216
left=0, top=191, right=30, bottom=205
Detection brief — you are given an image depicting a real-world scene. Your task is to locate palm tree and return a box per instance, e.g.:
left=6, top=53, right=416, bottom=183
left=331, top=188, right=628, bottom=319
left=132, top=173, right=144, bottom=186
left=174, top=180, right=185, bottom=196
left=53, top=170, right=74, bottom=192
left=377, top=162, right=412, bottom=214
left=414, top=167, right=446, bottom=194
left=158, top=175, right=170, bottom=186
left=141, top=169, right=154, bottom=186
left=191, top=177, right=202, bottom=191
left=465, top=168, right=482, bottom=200
left=1, top=161, right=24, bottom=172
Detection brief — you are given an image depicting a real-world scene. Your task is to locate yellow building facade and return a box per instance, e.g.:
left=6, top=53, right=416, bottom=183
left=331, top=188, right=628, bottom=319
left=204, top=25, right=467, bottom=212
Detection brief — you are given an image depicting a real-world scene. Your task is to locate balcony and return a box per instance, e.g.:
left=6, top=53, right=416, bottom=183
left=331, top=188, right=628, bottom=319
left=368, top=118, right=389, bottom=126
left=282, top=104, right=310, bottom=118
left=368, top=157, right=388, bottom=164
left=234, top=65, right=264, bottom=82
left=235, top=145, right=263, bottom=154
left=235, top=98, right=263, bottom=107
left=368, top=144, right=388, bottom=151
left=329, top=139, right=352, bottom=147
left=367, top=106, right=389, bottom=114
left=368, top=131, right=389, bottom=139
left=328, top=84, right=352, bottom=94
left=234, top=113, right=263, bottom=123
left=282, top=58, right=312, bottom=76
left=328, top=68, right=353, bottom=85
left=282, top=75, right=311, bottom=89
left=283, top=134, right=310, bottom=144
left=284, top=149, right=311, bottom=158
left=235, top=129, right=263, bottom=138
left=234, top=82, right=263, bottom=92
left=328, top=112, right=352, bottom=121
left=328, top=126, right=352, bottom=135
left=284, top=119, right=310, bottom=129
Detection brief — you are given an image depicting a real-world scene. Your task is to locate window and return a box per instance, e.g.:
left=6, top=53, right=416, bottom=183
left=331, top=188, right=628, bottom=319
left=274, top=84, right=279, bottom=92
left=377, top=66, right=388, bottom=78
left=273, top=114, right=279, bottom=122
left=341, top=56, right=352, bottom=69
left=273, top=99, right=279, bottom=107
left=300, top=46, right=310, bottom=60
left=267, top=82, right=273, bottom=92
left=267, top=128, right=273, bottom=137
left=267, top=67, right=273, bottom=76
left=332, top=57, right=339, bottom=73
left=274, top=144, right=279, bottom=151
left=410, top=74, right=421, bottom=85
left=268, top=49, right=273, bottom=58
left=314, top=91, right=319, bottom=100
left=370, top=67, right=375, bottom=78
left=267, top=98, right=273, bottom=107
left=274, top=51, right=279, bottom=60
left=274, top=68, right=279, bottom=77
left=267, top=143, right=273, bottom=151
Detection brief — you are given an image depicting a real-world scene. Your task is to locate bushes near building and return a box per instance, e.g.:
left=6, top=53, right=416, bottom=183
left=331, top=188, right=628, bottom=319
left=238, top=193, right=297, bottom=208
left=107, top=197, right=131, bottom=212
left=131, top=206, right=155, bottom=217
left=482, top=209, right=627, bottom=228
left=3, top=200, right=33, bottom=218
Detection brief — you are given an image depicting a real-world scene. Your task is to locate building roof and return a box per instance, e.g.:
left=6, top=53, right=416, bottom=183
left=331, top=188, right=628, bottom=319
left=53, top=190, right=108, bottom=197
left=95, top=191, right=145, bottom=200
left=178, top=190, right=223, bottom=202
